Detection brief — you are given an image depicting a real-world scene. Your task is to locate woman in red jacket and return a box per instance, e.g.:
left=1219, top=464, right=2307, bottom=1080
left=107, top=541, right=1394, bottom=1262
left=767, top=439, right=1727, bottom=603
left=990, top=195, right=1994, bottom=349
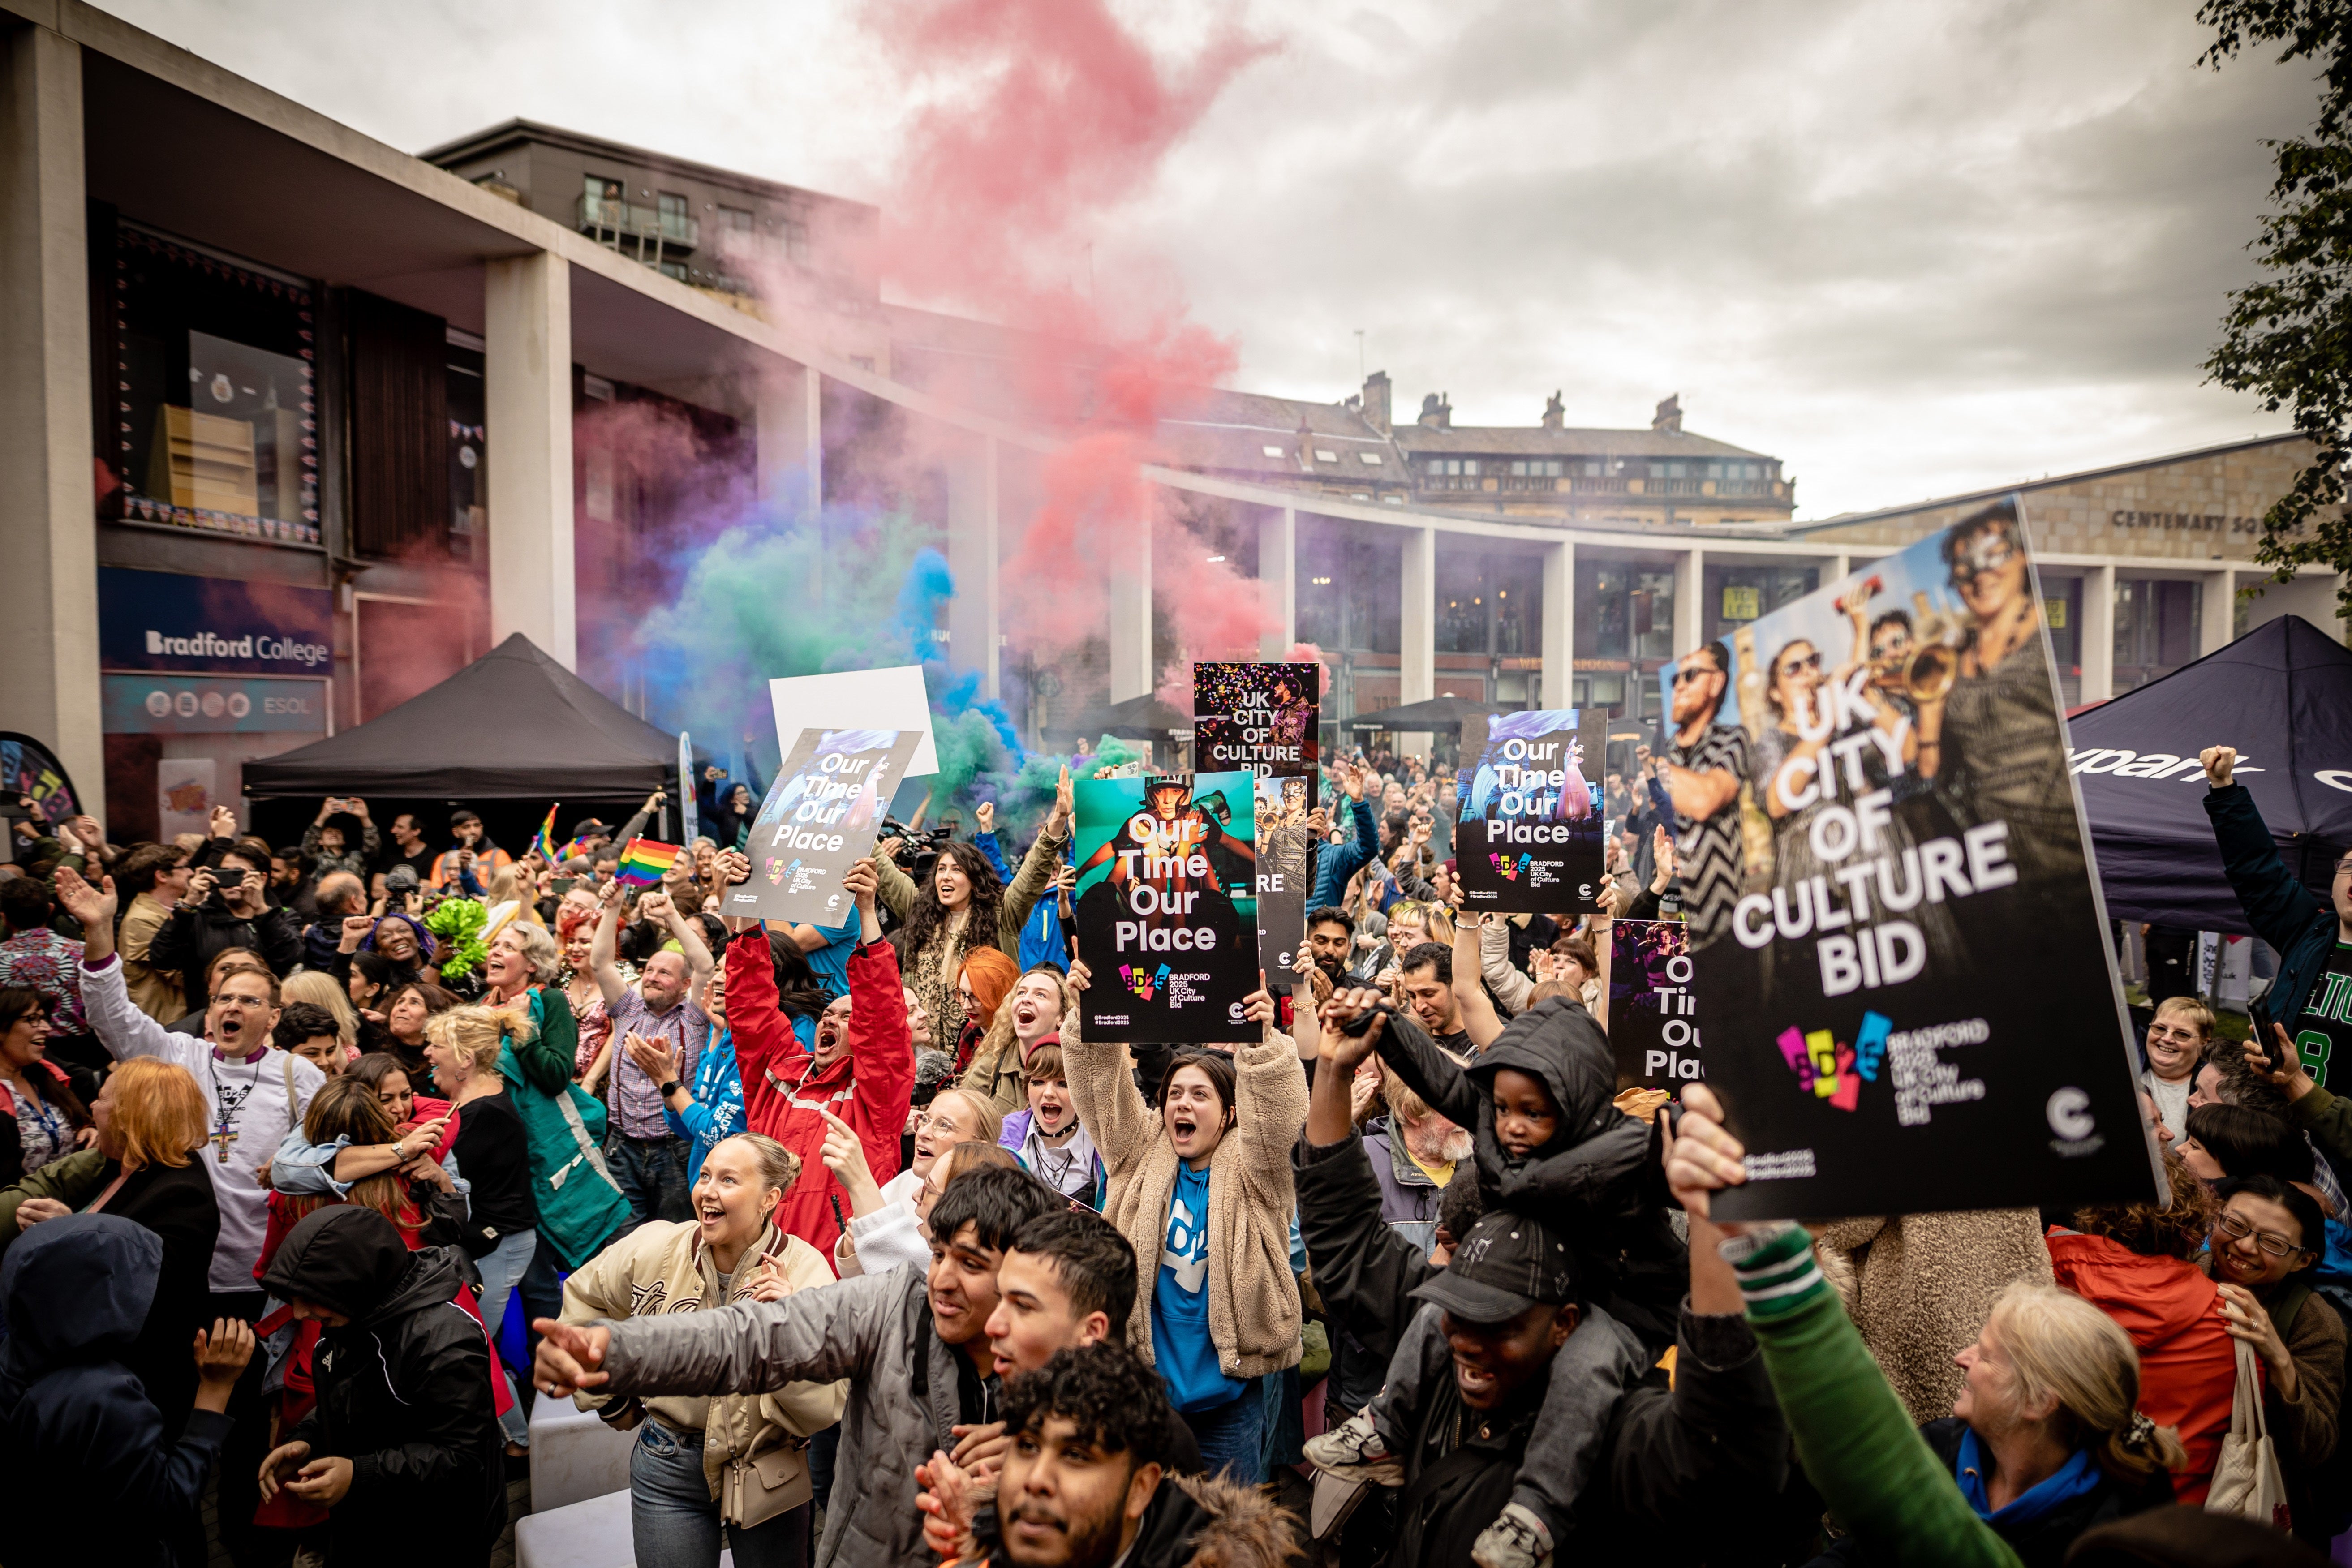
left=713, top=851, right=914, bottom=1259
left=2047, top=1151, right=2236, bottom=1504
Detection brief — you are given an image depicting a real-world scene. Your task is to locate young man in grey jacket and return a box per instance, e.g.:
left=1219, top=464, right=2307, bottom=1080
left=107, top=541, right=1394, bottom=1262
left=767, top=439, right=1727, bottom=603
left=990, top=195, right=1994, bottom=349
left=534, top=1165, right=1066, bottom=1568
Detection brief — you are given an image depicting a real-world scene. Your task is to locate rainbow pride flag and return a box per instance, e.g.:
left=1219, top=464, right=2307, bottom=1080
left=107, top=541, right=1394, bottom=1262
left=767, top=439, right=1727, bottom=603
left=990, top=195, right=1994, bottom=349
left=614, top=837, right=683, bottom=889
left=531, top=803, right=560, bottom=864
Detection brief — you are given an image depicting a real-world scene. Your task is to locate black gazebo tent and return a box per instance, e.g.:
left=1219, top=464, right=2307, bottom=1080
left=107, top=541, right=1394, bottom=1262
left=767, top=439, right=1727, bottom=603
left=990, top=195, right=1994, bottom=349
left=1346, top=696, right=1492, bottom=731
left=243, top=634, right=676, bottom=799
left=2069, top=614, right=2352, bottom=934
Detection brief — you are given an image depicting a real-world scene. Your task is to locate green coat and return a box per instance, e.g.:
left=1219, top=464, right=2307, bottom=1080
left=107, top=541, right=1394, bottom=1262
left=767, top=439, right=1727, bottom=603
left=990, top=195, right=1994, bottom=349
left=499, top=986, right=631, bottom=1269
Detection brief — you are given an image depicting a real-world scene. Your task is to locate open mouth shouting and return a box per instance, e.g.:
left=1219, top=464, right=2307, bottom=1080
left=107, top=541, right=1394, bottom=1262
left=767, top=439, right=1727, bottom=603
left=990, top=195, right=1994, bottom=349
left=1453, top=1353, right=1498, bottom=1401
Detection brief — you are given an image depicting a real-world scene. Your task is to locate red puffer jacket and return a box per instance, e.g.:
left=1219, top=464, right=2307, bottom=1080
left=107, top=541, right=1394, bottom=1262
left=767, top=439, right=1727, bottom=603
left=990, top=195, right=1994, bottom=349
left=727, top=927, right=915, bottom=1259
left=2047, top=1226, right=2247, bottom=1506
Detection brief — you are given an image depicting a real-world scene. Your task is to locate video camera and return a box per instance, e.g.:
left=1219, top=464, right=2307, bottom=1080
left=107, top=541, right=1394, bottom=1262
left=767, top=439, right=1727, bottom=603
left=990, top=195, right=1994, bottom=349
left=881, top=817, right=956, bottom=880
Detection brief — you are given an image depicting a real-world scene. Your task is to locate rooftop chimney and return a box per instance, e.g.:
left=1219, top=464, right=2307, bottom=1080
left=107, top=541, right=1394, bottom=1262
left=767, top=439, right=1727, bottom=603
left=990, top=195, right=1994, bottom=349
left=1418, top=391, right=1451, bottom=430
left=1652, top=394, right=1682, bottom=434
left=1295, top=415, right=1316, bottom=472
left=1541, top=391, right=1564, bottom=431
left=1361, top=370, right=1391, bottom=434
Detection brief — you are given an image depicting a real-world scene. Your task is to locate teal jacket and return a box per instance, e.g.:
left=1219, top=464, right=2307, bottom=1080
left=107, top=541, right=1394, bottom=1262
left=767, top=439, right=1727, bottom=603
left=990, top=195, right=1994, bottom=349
left=499, top=986, right=631, bottom=1269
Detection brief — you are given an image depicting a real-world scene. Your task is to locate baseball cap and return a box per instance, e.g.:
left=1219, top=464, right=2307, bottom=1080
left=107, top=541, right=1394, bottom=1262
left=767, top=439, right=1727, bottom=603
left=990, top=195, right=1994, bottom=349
left=568, top=817, right=612, bottom=841
left=1409, top=1211, right=1575, bottom=1324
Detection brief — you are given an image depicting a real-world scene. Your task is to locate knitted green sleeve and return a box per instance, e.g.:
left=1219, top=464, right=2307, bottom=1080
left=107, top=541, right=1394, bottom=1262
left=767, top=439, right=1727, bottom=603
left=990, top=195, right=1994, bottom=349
left=1726, top=1224, right=2023, bottom=1568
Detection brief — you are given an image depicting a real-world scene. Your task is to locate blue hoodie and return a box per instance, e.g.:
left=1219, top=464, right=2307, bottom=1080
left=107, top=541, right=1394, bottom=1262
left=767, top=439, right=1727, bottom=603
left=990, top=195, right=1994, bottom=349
left=0, top=1214, right=235, bottom=1568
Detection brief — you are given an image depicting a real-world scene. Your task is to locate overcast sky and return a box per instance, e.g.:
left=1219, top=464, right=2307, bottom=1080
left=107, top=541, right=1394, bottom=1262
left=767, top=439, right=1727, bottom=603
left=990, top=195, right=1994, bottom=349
left=99, top=0, right=2319, bottom=519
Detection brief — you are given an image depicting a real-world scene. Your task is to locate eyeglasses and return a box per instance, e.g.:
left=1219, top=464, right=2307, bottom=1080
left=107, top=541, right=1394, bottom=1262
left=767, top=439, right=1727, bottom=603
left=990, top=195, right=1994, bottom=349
left=1776, top=652, right=1822, bottom=679
left=2146, top=1025, right=2205, bottom=1045
left=1670, top=666, right=1716, bottom=687
left=1949, top=538, right=2017, bottom=585
left=2215, top=1208, right=2305, bottom=1259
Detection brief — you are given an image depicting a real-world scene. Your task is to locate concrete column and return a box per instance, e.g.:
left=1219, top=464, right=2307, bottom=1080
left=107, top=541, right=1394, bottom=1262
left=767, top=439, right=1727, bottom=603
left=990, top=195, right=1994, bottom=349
left=1400, top=527, right=1436, bottom=702
left=1540, top=540, right=1574, bottom=709
left=1673, top=546, right=1705, bottom=656
left=1258, top=505, right=1295, bottom=659
left=1107, top=517, right=1153, bottom=704
left=484, top=251, right=576, bottom=668
left=2201, top=566, right=2237, bottom=655
left=0, top=21, right=102, bottom=815
left=945, top=434, right=999, bottom=700
left=757, top=360, right=822, bottom=524
left=2079, top=563, right=2117, bottom=703
left=1832, top=550, right=1851, bottom=587
left=1397, top=526, right=1437, bottom=758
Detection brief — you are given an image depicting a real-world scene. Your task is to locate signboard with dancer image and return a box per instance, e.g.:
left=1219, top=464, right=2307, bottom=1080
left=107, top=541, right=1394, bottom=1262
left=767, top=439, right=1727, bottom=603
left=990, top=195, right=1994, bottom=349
left=718, top=727, right=918, bottom=927
left=1071, top=771, right=1258, bottom=1042
left=1453, top=709, right=1606, bottom=914
left=1656, top=497, right=2161, bottom=1218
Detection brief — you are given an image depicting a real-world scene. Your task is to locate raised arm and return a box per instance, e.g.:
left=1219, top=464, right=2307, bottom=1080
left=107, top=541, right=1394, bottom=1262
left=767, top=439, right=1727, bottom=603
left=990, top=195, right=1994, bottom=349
left=1456, top=915, right=1508, bottom=1046
left=1367, top=1005, right=1482, bottom=1129
left=1230, top=987, right=1309, bottom=1200
left=842, top=860, right=915, bottom=1183
left=2200, top=748, right=2326, bottom=952
left=997, top=769, right=1074, bottom=953
left=589, top=882, right=630, bottom=1008
left=55, top=870, right=193, bottom=1069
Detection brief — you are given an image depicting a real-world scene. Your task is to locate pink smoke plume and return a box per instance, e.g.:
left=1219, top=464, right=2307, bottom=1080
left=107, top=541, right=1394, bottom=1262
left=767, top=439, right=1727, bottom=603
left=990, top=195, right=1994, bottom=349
left=859, top=0, right=1284, bottom=682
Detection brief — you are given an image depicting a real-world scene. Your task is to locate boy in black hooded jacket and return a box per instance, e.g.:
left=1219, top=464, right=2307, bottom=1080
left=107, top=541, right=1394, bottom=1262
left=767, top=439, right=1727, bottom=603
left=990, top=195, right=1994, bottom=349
left=256, top=1206, right=507, bottom=1568
left=1302, top=992, right=1686, bottom=1568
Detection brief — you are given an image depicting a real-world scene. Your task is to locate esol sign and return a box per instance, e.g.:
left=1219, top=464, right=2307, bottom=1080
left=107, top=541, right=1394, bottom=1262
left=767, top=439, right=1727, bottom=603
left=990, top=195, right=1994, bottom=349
left=100, top=675, right=327, bottom=735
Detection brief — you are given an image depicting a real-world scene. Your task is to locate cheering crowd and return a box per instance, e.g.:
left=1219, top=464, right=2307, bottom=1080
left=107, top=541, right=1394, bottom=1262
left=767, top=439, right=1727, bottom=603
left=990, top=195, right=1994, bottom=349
left=1, top=727, right=2348, bottom=1568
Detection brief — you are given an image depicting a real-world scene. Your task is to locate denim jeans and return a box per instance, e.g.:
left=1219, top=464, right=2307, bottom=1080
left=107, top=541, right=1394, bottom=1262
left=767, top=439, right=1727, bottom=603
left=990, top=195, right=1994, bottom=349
left=474, top=1229, right=537, bottom=1448
left=1181, top=1375, right=1266, bottom=1486
left=609, top=1132, right=695, bottom=1225
left=630, top=1417, right=809, bottom=1568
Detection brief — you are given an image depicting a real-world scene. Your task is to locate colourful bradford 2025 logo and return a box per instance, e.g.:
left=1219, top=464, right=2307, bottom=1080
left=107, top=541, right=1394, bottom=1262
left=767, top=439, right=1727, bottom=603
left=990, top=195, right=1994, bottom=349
left=1487, top=851, right=1535, bottom=881
left=1776, top=1011, right=1892, bottom=1111
left=1121, top=963, right=1171, bottom=1001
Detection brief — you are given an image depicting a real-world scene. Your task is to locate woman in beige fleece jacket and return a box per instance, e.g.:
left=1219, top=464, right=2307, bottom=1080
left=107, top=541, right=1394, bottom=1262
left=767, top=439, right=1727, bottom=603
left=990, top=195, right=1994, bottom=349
left=1059, top=961, right=1308, bottom=1485
left=560, top=1131, right=845, bottom=1568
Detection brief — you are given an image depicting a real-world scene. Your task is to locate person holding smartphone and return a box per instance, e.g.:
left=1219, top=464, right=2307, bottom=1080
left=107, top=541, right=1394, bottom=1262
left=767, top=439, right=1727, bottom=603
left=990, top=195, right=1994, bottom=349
left=149, top=835, right=300, bottom=1009
left=302, top=797, right=380, bottom=881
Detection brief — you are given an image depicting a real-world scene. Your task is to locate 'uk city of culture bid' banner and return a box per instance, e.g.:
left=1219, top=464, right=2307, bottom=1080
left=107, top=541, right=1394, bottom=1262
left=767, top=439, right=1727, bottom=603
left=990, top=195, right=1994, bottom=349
left=719, top=728, right=918, bottom=927
left=1192, top=662, right=1320, bottom=777
left=1660, top=497, right=2161, bottom=1218
left=1454, top=709, right=1605, bottom=915
left=1608, top=920, right=1704, bottom=1092
left=1194, top=662, right=1321, bottom=981
left=1072, top=772, right=1258, bottom=1042
left=1253, top=773, right=1313, bottom=981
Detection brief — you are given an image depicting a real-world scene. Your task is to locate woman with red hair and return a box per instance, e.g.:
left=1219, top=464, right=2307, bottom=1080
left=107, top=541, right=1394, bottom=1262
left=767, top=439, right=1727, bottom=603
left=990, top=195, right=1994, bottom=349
left=948, top=946, right=1018, bottom=1078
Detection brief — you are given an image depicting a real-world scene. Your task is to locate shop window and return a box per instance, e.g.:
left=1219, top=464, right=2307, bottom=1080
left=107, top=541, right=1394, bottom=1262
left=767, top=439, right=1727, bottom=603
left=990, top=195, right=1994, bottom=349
left=109, top=222, right=318, bottom=544
left=447, top=339, right=486, bottom=546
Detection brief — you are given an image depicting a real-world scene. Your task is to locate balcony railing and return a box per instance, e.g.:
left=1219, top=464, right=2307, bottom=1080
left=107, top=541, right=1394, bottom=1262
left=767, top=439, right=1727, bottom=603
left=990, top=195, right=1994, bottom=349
left=577, top=193, right=699, bottom=253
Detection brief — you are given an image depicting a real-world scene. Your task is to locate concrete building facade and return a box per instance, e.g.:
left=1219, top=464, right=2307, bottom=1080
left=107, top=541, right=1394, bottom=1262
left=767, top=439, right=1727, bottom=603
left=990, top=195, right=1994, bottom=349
left=0, top=0, right=2341, bottom=838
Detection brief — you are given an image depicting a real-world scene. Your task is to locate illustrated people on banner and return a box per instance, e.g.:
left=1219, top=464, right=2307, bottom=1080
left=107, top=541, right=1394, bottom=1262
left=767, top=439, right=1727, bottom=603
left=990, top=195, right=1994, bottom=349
left=1076, top=778, right=1251, bottom=960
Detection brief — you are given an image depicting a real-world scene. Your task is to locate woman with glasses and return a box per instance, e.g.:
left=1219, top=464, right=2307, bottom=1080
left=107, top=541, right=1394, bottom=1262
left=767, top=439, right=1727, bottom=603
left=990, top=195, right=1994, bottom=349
left=2205, top=1174, right=2345, bottom=1543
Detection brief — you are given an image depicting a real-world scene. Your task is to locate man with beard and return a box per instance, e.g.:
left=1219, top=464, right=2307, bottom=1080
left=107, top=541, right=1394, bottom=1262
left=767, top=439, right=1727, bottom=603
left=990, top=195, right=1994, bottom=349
left=1397, top=943, right=1473, bottom=1056
left=1658, top=640, right=1750, bottom=949
left=944, top=1342, right=1291, bottom=1568
left=715, top=849, right=916, bottom=1256
left=1304, top=907, right=1353, bottom=1005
